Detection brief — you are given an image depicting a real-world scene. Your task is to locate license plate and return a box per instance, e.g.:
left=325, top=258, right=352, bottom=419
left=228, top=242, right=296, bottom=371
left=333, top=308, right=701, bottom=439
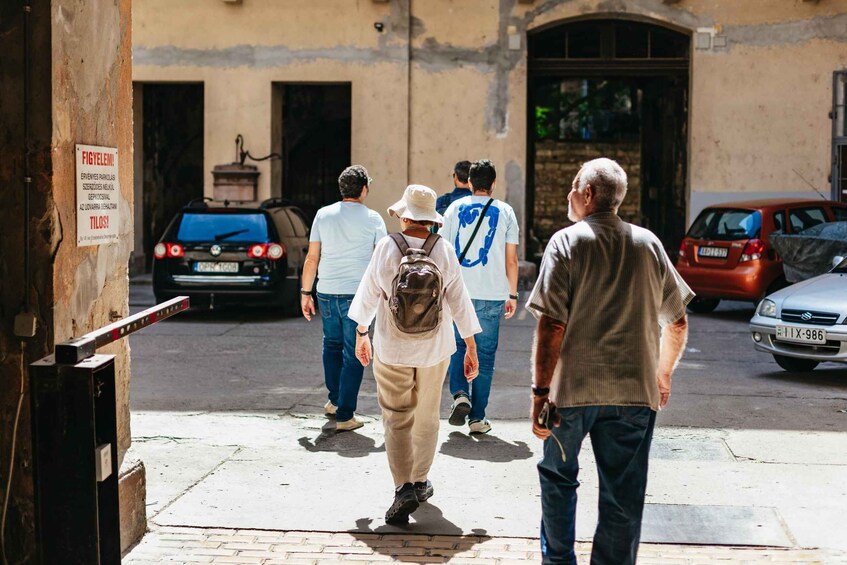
left=775, top=325, right=827, bottom=344
left=194, top=261, right=239, bottom=273
left=698, top=246, right=728, bottom=258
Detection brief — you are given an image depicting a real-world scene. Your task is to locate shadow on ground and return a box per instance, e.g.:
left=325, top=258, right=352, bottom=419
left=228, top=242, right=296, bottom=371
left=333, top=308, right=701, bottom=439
left=298, top=421, right=385, bottom=458
left=351, top=510, right=490, bottom=561
left=439, top=431, right=533, bottom=462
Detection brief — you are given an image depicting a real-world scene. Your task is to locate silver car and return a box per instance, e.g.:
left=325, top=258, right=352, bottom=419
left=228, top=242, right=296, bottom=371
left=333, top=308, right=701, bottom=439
left=750, top=256, right=847, bottom=372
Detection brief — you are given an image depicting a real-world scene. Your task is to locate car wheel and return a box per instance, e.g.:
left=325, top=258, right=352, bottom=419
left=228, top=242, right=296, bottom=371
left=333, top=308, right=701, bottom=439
left=772, top=354, right=819, bottom=373
left=687, top=297, right=720, bottom=314
left=279, top=280, right=301, bottom=317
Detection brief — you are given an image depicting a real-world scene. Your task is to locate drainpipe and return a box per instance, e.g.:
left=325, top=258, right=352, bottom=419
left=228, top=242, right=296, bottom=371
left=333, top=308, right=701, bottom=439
left=406, top=0, right=412, bottom=185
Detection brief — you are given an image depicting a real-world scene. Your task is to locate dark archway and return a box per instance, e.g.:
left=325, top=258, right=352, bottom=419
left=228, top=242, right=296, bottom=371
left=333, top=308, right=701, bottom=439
left=527, top=18, right=690, bottom=262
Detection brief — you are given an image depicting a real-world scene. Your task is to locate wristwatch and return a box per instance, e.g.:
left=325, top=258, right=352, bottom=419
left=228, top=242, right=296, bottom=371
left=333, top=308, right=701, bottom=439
left=300, top=289, right=313, bottom=296
left=356, top=328, right=369, bottom=337
left=531, top=384, right=550, bottom=397
left=509, top=293, right=519, bottom=300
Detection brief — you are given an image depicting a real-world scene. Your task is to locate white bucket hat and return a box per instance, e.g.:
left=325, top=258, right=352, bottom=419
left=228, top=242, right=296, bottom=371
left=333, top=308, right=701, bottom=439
left=387, top=184, right=444, bottom=226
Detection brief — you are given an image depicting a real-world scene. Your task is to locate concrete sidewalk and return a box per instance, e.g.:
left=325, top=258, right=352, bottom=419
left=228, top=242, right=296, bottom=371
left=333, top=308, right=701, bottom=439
left=123, top=411, right=847, bottom=563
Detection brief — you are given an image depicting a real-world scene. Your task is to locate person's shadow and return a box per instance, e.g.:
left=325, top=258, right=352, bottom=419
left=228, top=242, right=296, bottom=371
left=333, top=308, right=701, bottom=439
left=439, top=431, right=533, bottom=462
left=351, top=507, right=489, bottom=561
left=297, top=421, right=385, bottom=458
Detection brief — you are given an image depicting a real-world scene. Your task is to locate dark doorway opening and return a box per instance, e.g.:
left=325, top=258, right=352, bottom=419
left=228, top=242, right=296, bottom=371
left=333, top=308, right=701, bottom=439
left=832, top=71, right=847, bottom=203
left=141, top=83, right=204, bottom=271
left=272, top=83, right=352, bottom=222
left=527, top=19, right=689, bottom=262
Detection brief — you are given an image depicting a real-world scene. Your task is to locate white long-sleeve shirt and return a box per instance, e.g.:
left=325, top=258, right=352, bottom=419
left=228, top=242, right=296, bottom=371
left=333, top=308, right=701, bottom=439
left=349, top=233, right=481, bottom=368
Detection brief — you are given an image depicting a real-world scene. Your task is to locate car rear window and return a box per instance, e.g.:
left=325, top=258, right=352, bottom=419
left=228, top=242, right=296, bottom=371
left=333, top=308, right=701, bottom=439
left=687, top=208, right=761, bottom=241
left=176, top=212, right=271, bottom=243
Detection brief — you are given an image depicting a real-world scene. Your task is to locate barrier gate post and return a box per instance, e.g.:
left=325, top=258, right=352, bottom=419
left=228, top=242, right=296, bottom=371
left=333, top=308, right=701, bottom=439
left=29, top=297, right=189, bottom=565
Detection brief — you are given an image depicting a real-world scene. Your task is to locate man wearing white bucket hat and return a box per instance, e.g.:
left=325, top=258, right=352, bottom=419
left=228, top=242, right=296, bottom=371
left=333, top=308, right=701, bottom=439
left=349, top=184, right=481, bottom=525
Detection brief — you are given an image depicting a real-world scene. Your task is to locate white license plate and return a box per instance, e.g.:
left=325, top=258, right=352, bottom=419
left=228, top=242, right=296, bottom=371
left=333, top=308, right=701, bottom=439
left=775, top=325, right=827, bottom=344
left=194, top=261, right=239, bottom=273
left=698, top=246, right=728, bottom=258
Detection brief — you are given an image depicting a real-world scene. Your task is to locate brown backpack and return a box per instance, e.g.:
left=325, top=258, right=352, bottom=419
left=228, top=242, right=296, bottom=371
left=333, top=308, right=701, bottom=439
left=385, top=233, right=444, bottom=334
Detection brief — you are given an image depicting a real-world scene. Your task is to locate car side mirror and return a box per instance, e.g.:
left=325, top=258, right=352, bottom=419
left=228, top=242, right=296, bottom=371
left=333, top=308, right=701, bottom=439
left=833, top=255, right=845, bottom=269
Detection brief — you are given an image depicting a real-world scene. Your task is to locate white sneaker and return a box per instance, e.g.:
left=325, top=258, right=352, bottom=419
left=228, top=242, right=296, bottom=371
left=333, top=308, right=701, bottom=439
left=448, top=396, right=471, bottom=426
left=336, top=416, right=364, bottom=432
left=468, top=419, right=491, bottom=434
left=324, top=401, right=337, bottom=416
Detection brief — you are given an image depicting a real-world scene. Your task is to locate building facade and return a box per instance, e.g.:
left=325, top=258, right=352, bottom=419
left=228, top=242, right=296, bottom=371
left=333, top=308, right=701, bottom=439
left=131, top=0, right=847, bottom=269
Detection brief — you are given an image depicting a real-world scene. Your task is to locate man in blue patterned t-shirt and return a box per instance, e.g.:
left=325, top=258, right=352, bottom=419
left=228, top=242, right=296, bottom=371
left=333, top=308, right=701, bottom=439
left=440, top=159, right=520, bottom=434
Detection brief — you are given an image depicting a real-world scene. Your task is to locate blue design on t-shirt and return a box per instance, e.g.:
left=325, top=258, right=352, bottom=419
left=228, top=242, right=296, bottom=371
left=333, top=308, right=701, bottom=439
left=455, top=202, right=500, bottom=267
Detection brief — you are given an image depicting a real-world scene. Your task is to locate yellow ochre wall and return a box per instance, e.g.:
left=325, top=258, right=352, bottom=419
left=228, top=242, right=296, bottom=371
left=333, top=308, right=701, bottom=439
left=133, top=0, right=847, bottom=235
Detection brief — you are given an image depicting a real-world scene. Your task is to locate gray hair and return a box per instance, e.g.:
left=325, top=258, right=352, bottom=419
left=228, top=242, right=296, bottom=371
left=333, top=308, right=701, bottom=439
left=576, top=158, right=627, bottom=212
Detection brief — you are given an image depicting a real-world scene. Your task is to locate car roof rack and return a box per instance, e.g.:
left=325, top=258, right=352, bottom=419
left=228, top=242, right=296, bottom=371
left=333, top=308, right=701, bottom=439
left=259, top=197, right=293, bottom=210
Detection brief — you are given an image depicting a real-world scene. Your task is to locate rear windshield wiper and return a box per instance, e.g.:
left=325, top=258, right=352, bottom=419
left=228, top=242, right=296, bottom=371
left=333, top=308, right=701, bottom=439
left=213, top=229, right=249, bottom=241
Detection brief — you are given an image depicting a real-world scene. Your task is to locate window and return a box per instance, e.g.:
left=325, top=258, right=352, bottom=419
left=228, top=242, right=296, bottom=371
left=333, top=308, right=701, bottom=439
left=832, top=207, right=847, bottom=222
left=176, top=212, right=270, bottom=243
left=270, top=209, right=296, bottom=239
left=687, top=209, right=761, bottom=241
left=788, top=207, right=826, bottom=233
left=286, top=209, right=309, bottom=237
left=772, top=210, right=785, bottom=233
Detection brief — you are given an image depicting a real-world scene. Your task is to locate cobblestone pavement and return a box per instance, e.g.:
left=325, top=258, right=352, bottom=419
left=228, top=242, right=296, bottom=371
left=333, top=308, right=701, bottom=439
left=124, top=526, right=846, bottom=564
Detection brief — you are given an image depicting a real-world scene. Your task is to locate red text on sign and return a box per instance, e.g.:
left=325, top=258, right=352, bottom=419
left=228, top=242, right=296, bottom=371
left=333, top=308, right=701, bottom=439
left=90, top=216, right=109, bottom=230
left=81, top=151, right=115, bottom=167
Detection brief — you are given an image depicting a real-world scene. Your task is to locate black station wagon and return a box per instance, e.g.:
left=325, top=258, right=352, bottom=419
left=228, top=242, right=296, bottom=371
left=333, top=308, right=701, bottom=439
left=152, top=198, right=309, bottom=313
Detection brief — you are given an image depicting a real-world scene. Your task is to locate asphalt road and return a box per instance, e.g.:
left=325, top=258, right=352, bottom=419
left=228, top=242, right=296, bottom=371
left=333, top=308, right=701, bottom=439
left=128, top=283, right=847, bottom=433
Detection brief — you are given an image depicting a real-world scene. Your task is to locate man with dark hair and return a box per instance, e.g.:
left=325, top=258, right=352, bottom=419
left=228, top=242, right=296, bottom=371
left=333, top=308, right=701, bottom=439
left=301, top=164, right=387, bottom=432
left=432, top=161, right=472, bottom=232
left=527, top=158, right=693, bottom=564
left=441, top=159, right=520, bottom=435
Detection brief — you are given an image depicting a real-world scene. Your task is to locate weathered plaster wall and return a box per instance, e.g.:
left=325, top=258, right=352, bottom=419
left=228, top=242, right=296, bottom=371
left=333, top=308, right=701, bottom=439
left=132, top=0, right=847, bottom=237
left=51, top=0, right=135, bottom=467
left=0, top=0, right=54, bottom=560
left=1, top=0, right=139, bottom=560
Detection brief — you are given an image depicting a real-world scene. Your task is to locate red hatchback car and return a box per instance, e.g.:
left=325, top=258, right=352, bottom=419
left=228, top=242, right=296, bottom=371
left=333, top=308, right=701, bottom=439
left=676, top=198, right=847, bottom=313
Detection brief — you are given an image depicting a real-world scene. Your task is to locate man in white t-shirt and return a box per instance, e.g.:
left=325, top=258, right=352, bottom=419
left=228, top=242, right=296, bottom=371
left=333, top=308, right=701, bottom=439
left=440, top=159, right=520, bottom=434
left=300, top=165, right=387, bottom=431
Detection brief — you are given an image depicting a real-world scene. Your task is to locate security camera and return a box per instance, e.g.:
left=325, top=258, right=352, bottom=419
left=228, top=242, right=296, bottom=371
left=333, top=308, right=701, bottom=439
left=374, top=22, right=384, bottom=32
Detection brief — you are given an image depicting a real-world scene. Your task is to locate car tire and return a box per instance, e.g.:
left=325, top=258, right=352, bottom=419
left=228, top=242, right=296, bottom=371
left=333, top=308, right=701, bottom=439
left=687, top=297, right=720, bottom=314
left=279, top=280, right=301, bottom=317
left=773, top=354, right=819, bottom=373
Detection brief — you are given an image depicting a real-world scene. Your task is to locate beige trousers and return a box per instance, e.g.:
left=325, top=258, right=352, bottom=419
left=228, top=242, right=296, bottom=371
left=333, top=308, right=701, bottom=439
left=373, top=354, right=450, bottom=488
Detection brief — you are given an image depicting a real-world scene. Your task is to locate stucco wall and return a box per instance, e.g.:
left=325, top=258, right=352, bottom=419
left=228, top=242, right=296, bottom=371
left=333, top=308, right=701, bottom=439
left=132, top=0, right=847, bottom=237
left=0, top=0, right=138, bottom=560
left=52, top=0, right=135, bottom=468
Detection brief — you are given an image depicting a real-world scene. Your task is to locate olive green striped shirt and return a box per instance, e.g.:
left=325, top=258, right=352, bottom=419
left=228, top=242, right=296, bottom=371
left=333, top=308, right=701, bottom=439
left=526, top=212, right=694, bottom=411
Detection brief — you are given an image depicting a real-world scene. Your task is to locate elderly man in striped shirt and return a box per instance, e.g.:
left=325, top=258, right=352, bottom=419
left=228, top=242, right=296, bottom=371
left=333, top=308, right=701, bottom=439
left=526, top=158, right=693, bottom=565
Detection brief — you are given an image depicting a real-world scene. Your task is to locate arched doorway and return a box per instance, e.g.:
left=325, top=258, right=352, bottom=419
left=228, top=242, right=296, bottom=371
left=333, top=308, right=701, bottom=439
left=526, top=18, right=690, bottom=261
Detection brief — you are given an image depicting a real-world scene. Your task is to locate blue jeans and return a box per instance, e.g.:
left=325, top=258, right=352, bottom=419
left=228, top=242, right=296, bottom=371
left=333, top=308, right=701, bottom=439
left=448, top=299, right=503, bottom=422
left=316, top=293, right=364, bottom=422
left=538, top=406, right=656, bottom=565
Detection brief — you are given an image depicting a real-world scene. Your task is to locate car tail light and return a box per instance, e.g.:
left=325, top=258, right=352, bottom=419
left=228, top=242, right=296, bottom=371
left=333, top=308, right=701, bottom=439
left=740, top=239, right=765, bottom=262
left=678, top=240, right=686, bottom=259
left=154, top=243, right=183, bottom=259
left=248, top=244, right=267, bottom=258
left=267, top=243, right=285, bottom=260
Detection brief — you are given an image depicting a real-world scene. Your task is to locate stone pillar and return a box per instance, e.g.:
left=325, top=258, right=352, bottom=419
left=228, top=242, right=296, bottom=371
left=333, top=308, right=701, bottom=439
left=0, top=0, right=144, bottom=561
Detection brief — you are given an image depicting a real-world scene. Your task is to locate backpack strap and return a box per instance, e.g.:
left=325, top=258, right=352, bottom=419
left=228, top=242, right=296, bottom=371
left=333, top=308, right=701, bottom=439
left=459, top=198, right=494, bottom=264
left=389, top=232, right=410, bottom=256
left=421, top=233, right=440, bottom=256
